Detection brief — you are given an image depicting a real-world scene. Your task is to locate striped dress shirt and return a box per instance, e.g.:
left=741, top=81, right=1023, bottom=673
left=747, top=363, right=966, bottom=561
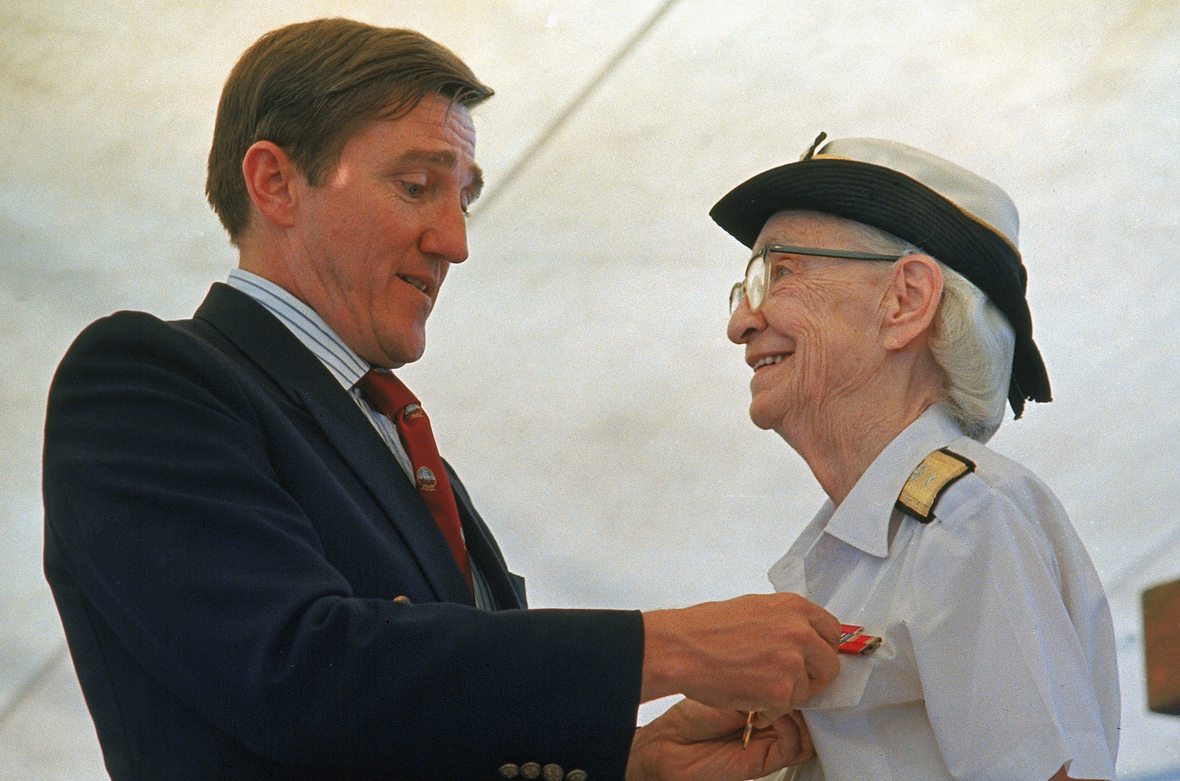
left=226, top=269, right=494, bottom=609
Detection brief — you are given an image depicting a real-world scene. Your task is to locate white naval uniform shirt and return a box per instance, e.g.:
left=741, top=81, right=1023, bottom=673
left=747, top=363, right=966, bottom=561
left=769, top=406, right=1118, bottom=781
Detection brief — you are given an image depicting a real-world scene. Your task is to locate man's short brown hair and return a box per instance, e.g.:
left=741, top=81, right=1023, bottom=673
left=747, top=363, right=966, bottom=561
left=205, top=18, right=493, bottom=245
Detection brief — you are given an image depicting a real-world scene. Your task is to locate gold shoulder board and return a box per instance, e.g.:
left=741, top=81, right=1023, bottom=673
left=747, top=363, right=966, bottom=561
left=895, top=448, right=976, bottom=524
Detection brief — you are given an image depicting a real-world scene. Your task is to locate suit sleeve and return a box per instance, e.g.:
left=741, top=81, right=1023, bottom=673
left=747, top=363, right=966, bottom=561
left=43, top=311, right=644, bottom=779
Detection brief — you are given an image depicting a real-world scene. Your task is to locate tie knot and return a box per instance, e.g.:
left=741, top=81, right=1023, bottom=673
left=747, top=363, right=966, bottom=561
left=358, top=370, right=419, bottom=420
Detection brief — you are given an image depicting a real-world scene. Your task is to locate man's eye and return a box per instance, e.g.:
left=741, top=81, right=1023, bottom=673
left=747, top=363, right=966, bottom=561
left=402, top=182, right=425, bottom=197
left=771, top=262, right=792, bottom=280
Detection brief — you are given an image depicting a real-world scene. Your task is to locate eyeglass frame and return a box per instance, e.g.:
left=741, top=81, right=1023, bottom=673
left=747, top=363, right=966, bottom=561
left=729, top=244, right=909, bottom=314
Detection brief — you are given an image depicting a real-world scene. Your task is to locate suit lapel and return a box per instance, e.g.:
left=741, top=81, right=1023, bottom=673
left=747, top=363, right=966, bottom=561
left=189, top=284, right=477, bottom=605
left=447, top=469, right=527, bottom=610
left=298, top=391, right=476, bottom=605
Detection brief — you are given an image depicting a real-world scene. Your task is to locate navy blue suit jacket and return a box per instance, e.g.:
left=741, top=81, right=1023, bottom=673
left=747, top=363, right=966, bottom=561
left=43, top=284, right=643, bottom=780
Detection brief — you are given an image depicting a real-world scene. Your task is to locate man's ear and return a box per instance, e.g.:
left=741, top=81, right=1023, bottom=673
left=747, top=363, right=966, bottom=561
left=241, top=141, right=301, bottom=230
left=881, top=253, right=943, bottom=351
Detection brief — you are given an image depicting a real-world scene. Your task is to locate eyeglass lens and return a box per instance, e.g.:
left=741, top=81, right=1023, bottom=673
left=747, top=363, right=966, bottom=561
left=730, top=250, right=767, bottom=314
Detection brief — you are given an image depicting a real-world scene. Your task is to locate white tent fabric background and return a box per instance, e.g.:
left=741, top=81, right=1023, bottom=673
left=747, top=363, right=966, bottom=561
left=2, top=1, right=1178, bottom=777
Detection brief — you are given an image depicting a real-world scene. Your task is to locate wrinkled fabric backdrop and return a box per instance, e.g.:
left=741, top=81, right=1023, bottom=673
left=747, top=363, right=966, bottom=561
left=2, top=1, right=1178, bottom=777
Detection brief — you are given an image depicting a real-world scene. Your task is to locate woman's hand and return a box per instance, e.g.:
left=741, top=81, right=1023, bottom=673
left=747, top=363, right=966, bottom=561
left=626, top=698, right=814, bottom=781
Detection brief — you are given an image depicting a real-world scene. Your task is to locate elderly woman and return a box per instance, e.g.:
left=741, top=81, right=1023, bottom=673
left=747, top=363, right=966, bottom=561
left=713, top=136, right=1119, bottom=781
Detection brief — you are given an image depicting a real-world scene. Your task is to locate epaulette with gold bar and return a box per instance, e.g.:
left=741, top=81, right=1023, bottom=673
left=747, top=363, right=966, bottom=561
left=895, top=448, right=975, bottom=524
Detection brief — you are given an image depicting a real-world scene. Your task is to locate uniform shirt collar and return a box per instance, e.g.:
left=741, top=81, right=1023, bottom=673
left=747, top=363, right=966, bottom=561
left=823, top=405, right=965, bottom=558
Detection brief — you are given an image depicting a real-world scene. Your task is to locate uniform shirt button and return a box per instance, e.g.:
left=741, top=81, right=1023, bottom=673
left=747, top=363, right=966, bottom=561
left=542, top=763, right=564, bottom=781
left=521, top=762, right=542, bottom=779
left=566, top=771, right=588, bottom=781
left=499, top=763, right=520, bottom=778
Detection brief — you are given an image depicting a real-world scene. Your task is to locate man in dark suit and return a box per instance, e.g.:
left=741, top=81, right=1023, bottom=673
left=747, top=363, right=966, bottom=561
left=43, top=18, right=841, bottom=781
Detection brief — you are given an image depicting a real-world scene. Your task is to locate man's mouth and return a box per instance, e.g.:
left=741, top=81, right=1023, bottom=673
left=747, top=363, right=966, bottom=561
left=753, top=354, right=790, bottom=371
left=398, top=275, right=429, bottom=293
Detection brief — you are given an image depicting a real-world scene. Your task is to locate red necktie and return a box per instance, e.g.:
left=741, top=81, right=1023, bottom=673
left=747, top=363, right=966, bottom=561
left=358, top=370, right=473, bottom=594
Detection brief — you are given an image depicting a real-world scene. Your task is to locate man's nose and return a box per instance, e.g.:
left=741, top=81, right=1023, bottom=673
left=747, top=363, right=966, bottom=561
left=421, top=200, right=469, bottom=264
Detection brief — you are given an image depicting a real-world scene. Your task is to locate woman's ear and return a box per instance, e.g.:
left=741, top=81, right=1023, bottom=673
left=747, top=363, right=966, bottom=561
left=241, top=140, right=301, bottom=230
left=881, top=254, right=943, bottom=351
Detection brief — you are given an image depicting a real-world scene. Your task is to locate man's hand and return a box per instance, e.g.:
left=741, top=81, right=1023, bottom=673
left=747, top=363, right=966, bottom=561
left=626, top=698, right=814, bottom=781
left=641, top=593, right=841, bottom=721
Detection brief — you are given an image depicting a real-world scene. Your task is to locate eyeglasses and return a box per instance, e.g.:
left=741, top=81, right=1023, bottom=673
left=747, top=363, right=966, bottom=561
left=729, top=244, right=908, bottom=314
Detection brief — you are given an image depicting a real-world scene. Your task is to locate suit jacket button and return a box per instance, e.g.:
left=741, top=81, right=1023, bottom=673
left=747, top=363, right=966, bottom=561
left=521, top=762, right=541, bottom=779
left=542, top=764, right=564, bottom=781
left=566, top=771, right=587, bottom=781
left=392, top=595, right=411, bottom=604
left=499, top=763, right=520, bottom=778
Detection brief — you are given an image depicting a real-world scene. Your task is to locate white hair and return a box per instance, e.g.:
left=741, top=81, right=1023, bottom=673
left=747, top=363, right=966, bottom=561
left=845, top=221, right=1015, bottom=442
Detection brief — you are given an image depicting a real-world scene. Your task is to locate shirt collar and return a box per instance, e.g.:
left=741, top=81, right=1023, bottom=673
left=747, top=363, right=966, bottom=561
left=227, top=269, right=370, bottom=391
left=823, top=405, right=965, bottom=558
